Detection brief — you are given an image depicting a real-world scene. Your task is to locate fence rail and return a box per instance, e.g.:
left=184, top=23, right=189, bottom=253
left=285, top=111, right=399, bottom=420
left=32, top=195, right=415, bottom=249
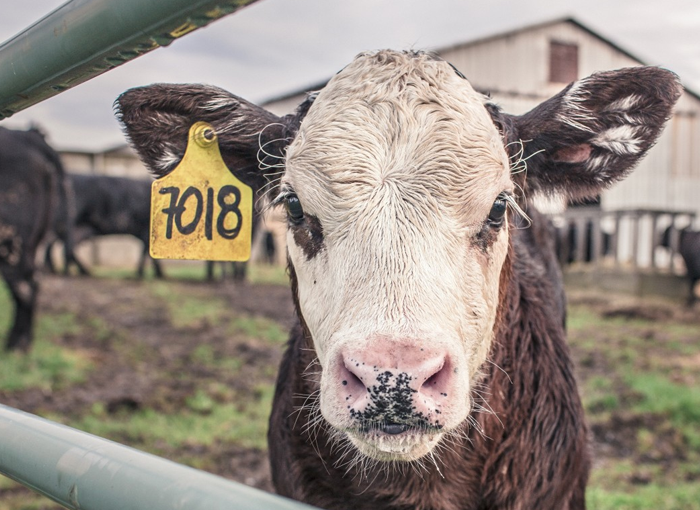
left=0, top=404, right=318, bottom=510
left=0, top=0, right=259, bottom=118
left=551, top=207, right=696, bottom=272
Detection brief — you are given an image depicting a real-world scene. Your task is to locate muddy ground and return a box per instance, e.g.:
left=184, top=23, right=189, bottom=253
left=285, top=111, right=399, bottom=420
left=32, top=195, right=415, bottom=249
left=1, top=273, right=699, bottom=508
left=1, top=273, right=296, bottom=505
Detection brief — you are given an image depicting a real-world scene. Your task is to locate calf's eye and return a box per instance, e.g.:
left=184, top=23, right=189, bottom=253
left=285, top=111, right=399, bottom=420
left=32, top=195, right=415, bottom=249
left=488, top=196, right=507, bottom=225
left=285, top=194, right=305, bottom=224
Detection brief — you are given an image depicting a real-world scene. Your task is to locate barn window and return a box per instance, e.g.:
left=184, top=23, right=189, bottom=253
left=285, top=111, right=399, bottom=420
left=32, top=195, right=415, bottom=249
left=549, top=41, right=579, bottom=84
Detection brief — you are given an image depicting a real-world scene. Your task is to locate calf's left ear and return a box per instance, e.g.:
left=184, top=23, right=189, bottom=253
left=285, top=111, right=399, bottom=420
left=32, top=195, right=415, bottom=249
left=115, top=84, right=313, bottom=191
left=502, top=67, right=682, bottom=201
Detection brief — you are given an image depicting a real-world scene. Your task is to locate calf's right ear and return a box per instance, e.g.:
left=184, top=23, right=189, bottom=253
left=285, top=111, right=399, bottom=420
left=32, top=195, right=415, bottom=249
left=500, top=67, right=682, bottom=202
left=115, top=84, right=309, bottom=191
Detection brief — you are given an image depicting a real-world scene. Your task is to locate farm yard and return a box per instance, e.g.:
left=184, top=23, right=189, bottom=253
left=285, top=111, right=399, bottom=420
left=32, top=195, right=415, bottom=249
left=0, top=268, right=699, bottom=510
left=1, top=0, right=699, bottom=508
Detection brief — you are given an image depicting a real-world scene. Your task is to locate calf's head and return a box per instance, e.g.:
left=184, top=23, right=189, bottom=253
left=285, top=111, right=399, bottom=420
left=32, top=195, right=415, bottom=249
left=117, top=50, right=680, bottom=462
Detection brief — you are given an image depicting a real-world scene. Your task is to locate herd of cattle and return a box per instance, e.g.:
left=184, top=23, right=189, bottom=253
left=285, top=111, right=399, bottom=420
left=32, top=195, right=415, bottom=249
left=0, top=126, right=159, bottom=350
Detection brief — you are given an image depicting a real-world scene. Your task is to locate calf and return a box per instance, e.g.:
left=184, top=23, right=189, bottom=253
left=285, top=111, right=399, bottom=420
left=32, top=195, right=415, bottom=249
left=661, top=225, right=700, bottom=305
left=0, top=127, right=67, bottom=351
left=44, top=174, right=164, bottom=278
left=116, top=51, right=680, bottom=509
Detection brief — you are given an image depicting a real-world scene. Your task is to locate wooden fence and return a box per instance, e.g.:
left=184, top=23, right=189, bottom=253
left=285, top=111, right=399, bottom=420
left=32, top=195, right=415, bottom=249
left=550, top=207, right=696, bottom=273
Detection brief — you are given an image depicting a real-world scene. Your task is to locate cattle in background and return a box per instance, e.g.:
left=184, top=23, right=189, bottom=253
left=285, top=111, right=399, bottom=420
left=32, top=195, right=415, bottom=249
left=204, top=202, right=263, bottom=283
left=44, top=174, right=164, bottom=279
left=205, top=261, right=248, bottom=282
left=262, top=230, right=277, bottom=265
left=661, top=225, right=700, bottom=305
left=555, top=219, right=612, bottom=265
left=117, top=51, right=680, bottom=509
left=0, top=127, right=70, bottom=351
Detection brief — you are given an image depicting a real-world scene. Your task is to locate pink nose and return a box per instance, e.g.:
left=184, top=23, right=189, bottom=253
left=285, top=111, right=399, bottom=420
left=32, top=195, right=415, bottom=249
left=337, top=344, right=452, bottom=431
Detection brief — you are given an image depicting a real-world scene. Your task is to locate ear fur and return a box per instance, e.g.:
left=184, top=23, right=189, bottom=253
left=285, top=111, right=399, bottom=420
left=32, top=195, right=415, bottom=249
left=115, top=84, right=313, bottom=192
left=493, top=67, right=682, bottom=201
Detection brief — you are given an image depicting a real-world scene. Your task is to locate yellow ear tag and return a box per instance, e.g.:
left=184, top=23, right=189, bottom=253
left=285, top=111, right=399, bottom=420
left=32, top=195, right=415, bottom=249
left=150, top=122, right=253, bottom=261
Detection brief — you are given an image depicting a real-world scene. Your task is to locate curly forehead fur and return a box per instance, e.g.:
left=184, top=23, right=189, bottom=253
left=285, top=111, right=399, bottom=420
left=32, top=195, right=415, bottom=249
left=285, top=51, right=512, bottom=234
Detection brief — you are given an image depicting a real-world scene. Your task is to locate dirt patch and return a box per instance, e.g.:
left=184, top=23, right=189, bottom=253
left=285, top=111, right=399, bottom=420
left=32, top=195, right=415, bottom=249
left=1, top=273, right=296, bottom=503
left=568, top=289, right=700, bottom=325
left=567, top=288, right=700, bottom=492
left=601, top=305, right=674, bottom=322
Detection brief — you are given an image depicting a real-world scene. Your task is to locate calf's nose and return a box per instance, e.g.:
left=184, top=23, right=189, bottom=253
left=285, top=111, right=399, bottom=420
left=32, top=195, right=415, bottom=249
left=336, top=344, right=452, bottom=428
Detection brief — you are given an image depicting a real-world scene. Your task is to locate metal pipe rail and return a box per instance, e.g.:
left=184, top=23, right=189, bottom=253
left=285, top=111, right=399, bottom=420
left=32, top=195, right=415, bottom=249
left=0, top=404, right=318, bottom=510
left=0, top=0, right=258, bottom=118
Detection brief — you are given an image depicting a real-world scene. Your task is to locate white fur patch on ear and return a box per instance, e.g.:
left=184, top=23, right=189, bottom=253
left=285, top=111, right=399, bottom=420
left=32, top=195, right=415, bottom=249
left=202, top=95, right=240, bottom=111
left=592, top=125, right=642, bottom=155
left=585, top=154, right=612, bottom=173
left=557, top=78, right=596, bottom=133
left=215, top=113, right=248, bottom=135
left=157, top=147, right=180, bottom=171
left=605, top=95, right=642, bottom=112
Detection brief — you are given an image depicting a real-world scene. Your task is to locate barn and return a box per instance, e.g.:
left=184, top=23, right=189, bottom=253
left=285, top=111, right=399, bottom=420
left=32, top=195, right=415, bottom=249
left=56, top=17, right=700, bottom=289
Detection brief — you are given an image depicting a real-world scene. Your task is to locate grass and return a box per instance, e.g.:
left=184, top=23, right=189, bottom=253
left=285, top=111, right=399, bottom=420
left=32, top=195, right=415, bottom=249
left=246, top=264, right=289, bottom=286
left=626, top=374, right=700, bottom=425
left=4, top=273, right=700, bottom=509
left=0, top=339, right=92, bottom=392
left=1, top=270, right=288, bottom=510
left=91, top=262, right=290, bottom=286
left=229, top=315, right=288, bottom=344
left=0, top=489, right=56, bottom=510
left=567, top=301, right=700, bottom=509
left=0, top=287, right=93, bottom=392
left=148, top=280, right=227, bottom=328
left=587, top=483, right=700, bottom=510
left=50, top=384, right=274, bottom=451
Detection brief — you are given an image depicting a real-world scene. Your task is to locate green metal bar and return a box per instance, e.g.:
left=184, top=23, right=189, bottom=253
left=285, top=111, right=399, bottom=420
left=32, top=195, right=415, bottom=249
left=0, top=0, right=259, bottom=119
left=0, top=404, right=318, bottom=510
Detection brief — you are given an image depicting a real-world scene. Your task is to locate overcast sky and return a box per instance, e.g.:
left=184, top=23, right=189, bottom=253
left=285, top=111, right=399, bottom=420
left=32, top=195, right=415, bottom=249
left=1, top=0, right=699, bottom=152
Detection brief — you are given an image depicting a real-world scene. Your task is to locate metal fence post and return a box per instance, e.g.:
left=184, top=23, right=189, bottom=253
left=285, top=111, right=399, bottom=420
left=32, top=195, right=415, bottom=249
left=0, top=404, right=319, bottom=510
left=0, top=0, right=259, bottom=118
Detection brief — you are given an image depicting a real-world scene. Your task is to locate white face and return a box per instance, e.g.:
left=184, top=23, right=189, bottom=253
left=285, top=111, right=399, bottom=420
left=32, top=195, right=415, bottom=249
left=281, top=51, right=513, bottom=462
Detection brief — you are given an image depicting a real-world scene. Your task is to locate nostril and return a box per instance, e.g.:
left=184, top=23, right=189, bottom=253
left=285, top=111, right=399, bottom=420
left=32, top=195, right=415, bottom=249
left=339, top=361, right=366, bottom=397
left=424, top=371, right=440, bottom=388
left=420, top=359, right=449, bottom=396
left=344, top=369, right=363, bottom=389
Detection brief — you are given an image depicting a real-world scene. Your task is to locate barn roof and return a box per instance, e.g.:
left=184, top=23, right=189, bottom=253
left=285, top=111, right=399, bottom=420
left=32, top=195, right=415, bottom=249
left=437, top=17, right=645, bottom=66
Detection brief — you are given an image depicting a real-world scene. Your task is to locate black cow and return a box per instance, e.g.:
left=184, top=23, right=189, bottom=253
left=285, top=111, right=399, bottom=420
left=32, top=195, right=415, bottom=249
left=0, top=127, right=69, bottom=351
left=661, top=225, right=700, bottom=305
left=204, top=202, right=268, bottom=283
left=44, top=174, right=164, bottom=279
left=205, top=261, right=248, bottom=282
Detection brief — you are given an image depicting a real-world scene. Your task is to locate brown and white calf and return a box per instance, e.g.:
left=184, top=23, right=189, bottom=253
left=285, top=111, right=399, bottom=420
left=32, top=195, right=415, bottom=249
left=116, top=51, right=680, bottom=510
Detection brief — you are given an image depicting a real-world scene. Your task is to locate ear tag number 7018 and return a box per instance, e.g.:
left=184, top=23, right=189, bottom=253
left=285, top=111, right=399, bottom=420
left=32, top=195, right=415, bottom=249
left=150, top=122, right=253, bottom=261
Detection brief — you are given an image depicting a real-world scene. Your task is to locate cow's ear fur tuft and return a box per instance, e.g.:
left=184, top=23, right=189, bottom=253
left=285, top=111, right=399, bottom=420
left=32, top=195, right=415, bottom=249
left=115, top=84, right=313, bottom=191
left=499, top=67, right=682, bottom=201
